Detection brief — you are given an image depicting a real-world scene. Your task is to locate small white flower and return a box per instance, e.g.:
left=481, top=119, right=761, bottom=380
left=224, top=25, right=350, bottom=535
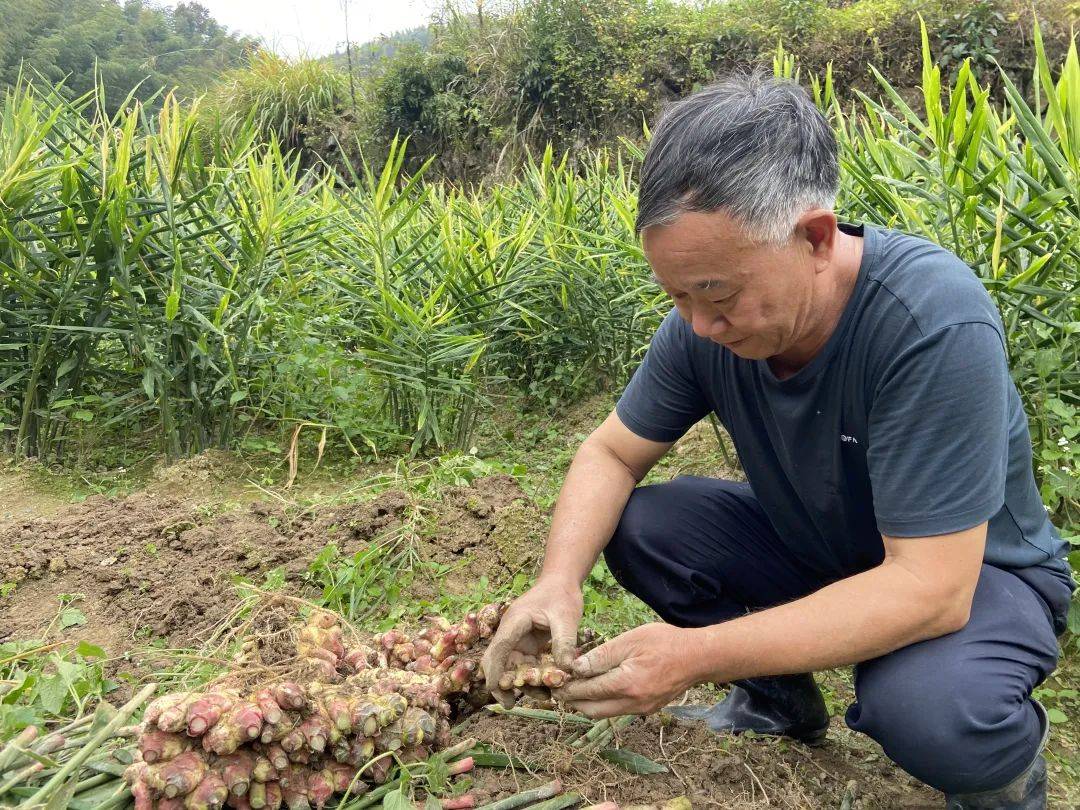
left=1058, top=437, right=1070, bottom=447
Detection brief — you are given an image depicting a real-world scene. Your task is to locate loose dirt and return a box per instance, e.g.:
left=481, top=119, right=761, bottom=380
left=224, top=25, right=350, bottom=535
left=426, top=474, right=547, bottom=587
left=457, top=703, right=940, bottom=809
left=0, top=474, right=543, bottom=651
left=2, top=461, right=1068, bottom=808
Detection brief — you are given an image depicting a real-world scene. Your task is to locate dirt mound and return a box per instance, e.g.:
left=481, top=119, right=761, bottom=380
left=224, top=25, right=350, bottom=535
left=144, top=449, right=260, bottom=505
left=425, top=474, right=545, bottom=587
left=0, top=476, right=542, bottom=652
left=0, top=491, right=296, bottom=651
left=458, top=708, right=939, bottom=809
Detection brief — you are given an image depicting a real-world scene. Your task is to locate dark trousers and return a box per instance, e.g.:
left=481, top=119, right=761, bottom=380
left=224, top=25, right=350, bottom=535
left=604, top=476, right=1074, bottom=794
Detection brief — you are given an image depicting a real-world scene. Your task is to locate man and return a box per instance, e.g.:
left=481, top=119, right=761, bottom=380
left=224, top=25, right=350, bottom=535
left=480, top=73, right=1074, bottom=809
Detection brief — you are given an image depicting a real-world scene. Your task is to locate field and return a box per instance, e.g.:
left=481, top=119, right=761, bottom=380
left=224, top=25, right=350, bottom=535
left=2, top=398, right=1079, bottom=808
left=2, top=7, right=1080, bottom=810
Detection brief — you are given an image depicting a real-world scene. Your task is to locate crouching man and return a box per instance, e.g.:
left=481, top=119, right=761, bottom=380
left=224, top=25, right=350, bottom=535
left=480, top=73, right=1074, bottom=809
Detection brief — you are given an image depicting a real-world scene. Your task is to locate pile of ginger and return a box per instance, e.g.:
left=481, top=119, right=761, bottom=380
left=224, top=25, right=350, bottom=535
left=125, top=603, right=572, bottom=809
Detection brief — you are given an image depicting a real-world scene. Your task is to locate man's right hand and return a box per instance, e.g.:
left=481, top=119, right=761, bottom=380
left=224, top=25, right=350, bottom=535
left=481, top=576, right=584, bottom=708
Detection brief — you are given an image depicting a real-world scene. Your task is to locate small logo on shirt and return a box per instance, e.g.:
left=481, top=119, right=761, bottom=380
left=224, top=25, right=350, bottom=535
left=840, top=434, right=860, bottom=445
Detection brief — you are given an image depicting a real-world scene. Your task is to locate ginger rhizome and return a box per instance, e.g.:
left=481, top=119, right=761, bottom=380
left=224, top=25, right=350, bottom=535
left=127, top=604, right=509, bottom=810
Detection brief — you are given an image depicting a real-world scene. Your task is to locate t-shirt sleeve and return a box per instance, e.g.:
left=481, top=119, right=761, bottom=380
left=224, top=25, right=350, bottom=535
left=867, top=322, right=1010, bottom=537
left=615, top=309, right=712, bottom=443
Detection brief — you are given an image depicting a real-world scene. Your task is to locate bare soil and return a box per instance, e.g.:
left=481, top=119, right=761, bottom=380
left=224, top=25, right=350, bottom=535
left=456, top=701, right=940, bottom=809
left=0, top=473, right=541, bottom=652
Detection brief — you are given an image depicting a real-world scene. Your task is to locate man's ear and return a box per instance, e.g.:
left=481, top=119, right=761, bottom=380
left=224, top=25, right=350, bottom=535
left=797, top=209, right=838, bottom=266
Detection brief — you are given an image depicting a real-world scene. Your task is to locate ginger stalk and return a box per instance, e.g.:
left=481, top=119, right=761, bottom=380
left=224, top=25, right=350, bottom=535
left=347, top=736, right=376, bottom=767
left=271, top=683, right=307, bottom=711
left=158, top=695, right=200, bottom=733
left=219, top=751, right=254, bottom=796
left=248, top=781, right=268, bottom=809
left=146, top=750, right=208, bottom=799
left=297, top=714, right=330, bottom=753
left=255, top=689, right=284, bottom=725
left=204, top=702, right=264, bottom=756
left=401, top=708, right=435, bottom=746
left=281, top=766, right=311, bottom=810
left=263, top=743, right=290, bottom=771
left=325, top=761, right=364, bottom=794
left=263, top=781, right=283, bottom=810
left=145, top=693, right=193, bottom=728
left=496, top=656, right=570, bottom=691
left=307, top=768, right=335, bottom=808
left=253, top=755, right=277, bottom=783
left=131, top=777, right=154, bottom=810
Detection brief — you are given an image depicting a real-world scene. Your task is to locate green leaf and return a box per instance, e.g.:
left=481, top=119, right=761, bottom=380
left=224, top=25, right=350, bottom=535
left=467, top=750, right=532, bottom=769
left=90, top=700, right=118, bottom=735
left=1046, top=707, right=1068, bottom=724
left=60, top=608, right=87, bottom=629
left=382, top=784, right=413, bottom=810
left=597, top=747, right=669, bottom=774
left=55, top=356, right=79, bottom=380
left=165, top=288, right=180, bottom=321
left=76, top=641, right=106, bottom=659
left=55, top=658, right=82, bottom=687
left=1067, top=598, right=1080, bottom=635
left=44, top=775, right=79, bottom=810
left=424, top=755, right=449, bottom=794
left=0, top=705, right=38, bottom=735
left=424, top=798, right=442, bottom=810
left=36, top=674, right=68, bottom=715
left=229, top=390, right=248, bottom=405
left=71, top=410, right=94, bottom=422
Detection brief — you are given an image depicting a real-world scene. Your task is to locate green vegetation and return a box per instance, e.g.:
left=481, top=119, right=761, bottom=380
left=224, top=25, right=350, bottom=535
left=2, top=27, right=1077, bottom=541
left=0, top=0, right=254, bottom=114
left=325, top=0, right=1078, bottom=176
left=1, top=637, right=114, bottom=735
left=5, top=1, right=1073, bottom=179
left=2, top=3, right=1079, bottom=805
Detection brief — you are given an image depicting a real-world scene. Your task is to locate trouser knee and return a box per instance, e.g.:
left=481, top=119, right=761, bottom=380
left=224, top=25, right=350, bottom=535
left=846, top=662, right=1046, bottom=793
left=603, top=483, right=674, bottom=606
left=603, top=478, right=750, bottom=627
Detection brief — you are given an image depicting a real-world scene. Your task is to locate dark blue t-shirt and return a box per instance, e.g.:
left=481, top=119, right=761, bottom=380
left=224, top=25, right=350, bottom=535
left=617, top=222, right=1068, bottom=582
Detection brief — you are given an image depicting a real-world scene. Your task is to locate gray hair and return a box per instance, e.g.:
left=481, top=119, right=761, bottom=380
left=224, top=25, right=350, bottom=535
left=635, top=71, right=839, bottom=246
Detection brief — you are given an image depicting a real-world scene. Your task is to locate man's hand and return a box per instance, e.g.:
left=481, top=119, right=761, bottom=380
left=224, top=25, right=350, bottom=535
left=553, top=623, right=698, bottom=718
left=481, top=577, right=584, bottom=708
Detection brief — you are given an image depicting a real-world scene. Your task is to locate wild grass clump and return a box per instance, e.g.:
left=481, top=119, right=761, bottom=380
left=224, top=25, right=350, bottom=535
left=199, top=51, right=348, bottom=150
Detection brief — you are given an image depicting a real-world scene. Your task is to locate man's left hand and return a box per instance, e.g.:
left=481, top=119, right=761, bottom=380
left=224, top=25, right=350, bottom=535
left=553, top=622, right=699, bottom=718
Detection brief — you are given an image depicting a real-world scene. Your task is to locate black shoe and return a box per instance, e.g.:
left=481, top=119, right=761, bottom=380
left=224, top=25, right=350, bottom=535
left=664, top=673, right=830, bottom=745
left=945, top=701, right=1048, bottom=809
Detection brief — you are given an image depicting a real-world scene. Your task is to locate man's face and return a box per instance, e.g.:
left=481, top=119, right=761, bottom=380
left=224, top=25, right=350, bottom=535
left=641, top=209, right=818, bottom=360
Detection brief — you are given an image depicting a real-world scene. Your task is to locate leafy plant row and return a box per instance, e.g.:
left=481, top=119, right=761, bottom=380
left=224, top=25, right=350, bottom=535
left=0, top=28, right=1077, bottom=538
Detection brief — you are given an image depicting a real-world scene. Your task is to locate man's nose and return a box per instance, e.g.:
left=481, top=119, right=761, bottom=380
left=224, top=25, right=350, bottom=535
left=691, top=309, right=722, bottom=339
